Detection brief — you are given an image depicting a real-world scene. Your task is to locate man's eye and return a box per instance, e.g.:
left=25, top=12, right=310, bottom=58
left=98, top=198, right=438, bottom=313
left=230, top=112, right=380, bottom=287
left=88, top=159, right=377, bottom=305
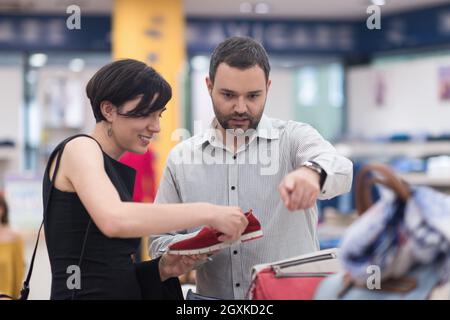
left=249, top=94, right=259, bottom=99
left=223, top=93, right=234, bottom=98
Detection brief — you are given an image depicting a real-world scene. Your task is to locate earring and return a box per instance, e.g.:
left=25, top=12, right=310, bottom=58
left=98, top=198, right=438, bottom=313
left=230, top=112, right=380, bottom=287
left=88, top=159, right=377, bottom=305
left=107, top=125, right=113, bottom=137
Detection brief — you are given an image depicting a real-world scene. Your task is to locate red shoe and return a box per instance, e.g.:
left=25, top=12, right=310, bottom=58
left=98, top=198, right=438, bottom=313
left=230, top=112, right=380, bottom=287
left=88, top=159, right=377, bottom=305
left=167, top=210, right=263, bottom=255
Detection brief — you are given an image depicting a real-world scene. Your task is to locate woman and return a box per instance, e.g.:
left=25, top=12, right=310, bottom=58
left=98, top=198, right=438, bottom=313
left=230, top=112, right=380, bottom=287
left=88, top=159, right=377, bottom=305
left=43, top=59, right=247, bottom=299
left=0, top=193, right=24, bottom=299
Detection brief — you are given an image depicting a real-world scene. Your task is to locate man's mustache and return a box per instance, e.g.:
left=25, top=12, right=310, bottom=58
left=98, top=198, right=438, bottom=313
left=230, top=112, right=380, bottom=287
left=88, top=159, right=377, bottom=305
left=227, top=114, right=251, bottom=120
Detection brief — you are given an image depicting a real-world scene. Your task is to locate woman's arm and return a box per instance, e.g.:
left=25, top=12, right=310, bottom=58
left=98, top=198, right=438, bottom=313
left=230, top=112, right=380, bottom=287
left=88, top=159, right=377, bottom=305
left=57, top=137, right=247, bottom=240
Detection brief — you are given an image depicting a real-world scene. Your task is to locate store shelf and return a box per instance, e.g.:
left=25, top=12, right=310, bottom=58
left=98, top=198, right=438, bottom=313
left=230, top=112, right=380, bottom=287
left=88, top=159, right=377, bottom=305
left=399, top=172, right=450, bottom=187
left=336, top=141, right=450, bottom=158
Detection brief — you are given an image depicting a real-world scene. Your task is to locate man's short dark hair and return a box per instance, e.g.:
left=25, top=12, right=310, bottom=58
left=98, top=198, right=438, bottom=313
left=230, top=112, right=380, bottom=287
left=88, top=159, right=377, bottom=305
left=209, top=36, right=270, bottom=83
left=0, top=193, right=8, bottom=225
left=86, top=59, right=172, bottom=122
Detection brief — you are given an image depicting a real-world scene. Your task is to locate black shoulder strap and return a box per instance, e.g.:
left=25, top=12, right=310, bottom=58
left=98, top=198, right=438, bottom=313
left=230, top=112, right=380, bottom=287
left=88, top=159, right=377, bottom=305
left=20, top=134, right=101, bottom=300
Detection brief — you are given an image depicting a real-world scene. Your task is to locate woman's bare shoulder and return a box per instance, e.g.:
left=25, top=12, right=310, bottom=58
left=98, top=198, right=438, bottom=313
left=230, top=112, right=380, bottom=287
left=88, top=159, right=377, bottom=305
left=62, top=136, right=104, bottom=167
left=64, top=136, right=102, bottom=154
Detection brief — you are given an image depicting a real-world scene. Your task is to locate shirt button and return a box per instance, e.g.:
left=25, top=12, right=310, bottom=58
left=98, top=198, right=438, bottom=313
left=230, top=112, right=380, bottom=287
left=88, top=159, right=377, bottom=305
left=235, top=283, right=240, bottom=287
left=233, top=155, right=237, bottom=160
left=233, top=250, right=238, bottom=255
left=231, top=186, right=236, bottom=190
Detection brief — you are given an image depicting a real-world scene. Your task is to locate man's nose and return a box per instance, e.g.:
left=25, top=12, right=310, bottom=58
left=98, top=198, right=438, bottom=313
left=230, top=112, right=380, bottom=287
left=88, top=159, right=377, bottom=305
left=234, top=96, right=247, bottom=113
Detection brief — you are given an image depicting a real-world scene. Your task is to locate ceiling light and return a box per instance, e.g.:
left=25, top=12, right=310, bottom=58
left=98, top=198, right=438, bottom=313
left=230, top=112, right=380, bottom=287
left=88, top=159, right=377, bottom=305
left=29, top=53, right=47, bottom=68
left=69, top=58, right=85, bottom=72
left=371, top=0, right=386, bottom=6
left=240, top=2, right=252, bottom=13
left=254, top=2, right=270, bottom=14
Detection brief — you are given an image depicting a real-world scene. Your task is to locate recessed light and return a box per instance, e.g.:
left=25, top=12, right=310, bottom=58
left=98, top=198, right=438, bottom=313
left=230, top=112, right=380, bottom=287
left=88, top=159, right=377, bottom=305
left=240, top=2, right=252, bottom=14
left=69, top=58, right=85, bottom=72
left=29, top=53, right=47, bottom=68
left=372, top=0, right=386, bottom=6
left=255, top=2, right=270, bottom=14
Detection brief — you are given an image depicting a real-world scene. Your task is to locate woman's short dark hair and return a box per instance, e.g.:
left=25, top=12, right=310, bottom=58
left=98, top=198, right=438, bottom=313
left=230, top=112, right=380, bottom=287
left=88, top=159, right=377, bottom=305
left=209, top=36, right=271, bottom=84
left=86, top=59, right=172, bottom=122
left=0, top=193, right=8, bottom=225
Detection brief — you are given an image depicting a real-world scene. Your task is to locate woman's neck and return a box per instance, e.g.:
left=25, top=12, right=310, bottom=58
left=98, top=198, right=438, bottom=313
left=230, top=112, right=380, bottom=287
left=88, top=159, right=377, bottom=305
left=90, top=123, right=125, bottom=160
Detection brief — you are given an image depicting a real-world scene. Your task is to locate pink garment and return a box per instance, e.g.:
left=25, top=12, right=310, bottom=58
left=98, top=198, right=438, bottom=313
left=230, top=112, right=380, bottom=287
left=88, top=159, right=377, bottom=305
left=119, top=149, right=156, bottom=203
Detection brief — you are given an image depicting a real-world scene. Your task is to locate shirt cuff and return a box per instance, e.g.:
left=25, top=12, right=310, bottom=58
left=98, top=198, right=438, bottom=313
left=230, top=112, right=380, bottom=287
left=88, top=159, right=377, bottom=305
left=308, top=160, right=328, bottom=190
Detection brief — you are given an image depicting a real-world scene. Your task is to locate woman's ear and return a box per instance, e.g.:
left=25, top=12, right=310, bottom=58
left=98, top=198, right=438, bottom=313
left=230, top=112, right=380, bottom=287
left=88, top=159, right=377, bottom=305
left=99, top=101, right=116, bottom=122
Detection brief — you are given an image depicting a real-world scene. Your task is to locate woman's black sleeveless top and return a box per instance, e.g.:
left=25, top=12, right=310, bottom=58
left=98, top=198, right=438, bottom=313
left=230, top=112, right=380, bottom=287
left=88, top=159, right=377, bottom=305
left=43, top=134, right=141, bottom=299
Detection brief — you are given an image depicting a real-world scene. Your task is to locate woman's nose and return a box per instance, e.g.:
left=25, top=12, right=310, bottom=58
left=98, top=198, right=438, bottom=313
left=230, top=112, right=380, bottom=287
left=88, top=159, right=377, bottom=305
left=147, top=117, right=161, bottom=133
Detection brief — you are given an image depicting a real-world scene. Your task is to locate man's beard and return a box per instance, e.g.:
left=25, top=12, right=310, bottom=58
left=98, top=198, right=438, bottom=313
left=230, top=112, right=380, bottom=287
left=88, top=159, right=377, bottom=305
left=212, top=102, right=264, bottom=133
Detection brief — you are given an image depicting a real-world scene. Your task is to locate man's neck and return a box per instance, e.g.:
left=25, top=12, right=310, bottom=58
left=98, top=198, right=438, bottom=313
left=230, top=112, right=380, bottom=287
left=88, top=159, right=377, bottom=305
left=215, top=121, right=250, bottom=154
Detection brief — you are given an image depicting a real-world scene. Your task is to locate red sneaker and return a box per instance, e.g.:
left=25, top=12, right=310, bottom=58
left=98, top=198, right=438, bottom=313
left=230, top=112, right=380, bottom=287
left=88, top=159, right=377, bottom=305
left=240, top=209, right=263, bottom=242
left=167, top=210, right=263, bottom=255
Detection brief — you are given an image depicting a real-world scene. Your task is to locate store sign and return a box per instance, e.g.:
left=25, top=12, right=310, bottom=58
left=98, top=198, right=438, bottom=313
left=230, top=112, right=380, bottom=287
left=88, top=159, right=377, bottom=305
left=0, top=14, right=110, bottom=51
left=186, top=19, right=355, bottom=54
left=359, top=4, right=450, bottom=53
left=3, top=3, right=450, bottom=54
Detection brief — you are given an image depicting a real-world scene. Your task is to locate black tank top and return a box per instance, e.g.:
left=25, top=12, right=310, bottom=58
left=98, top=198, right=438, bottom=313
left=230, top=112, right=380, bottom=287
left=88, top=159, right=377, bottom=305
left=43, top=134, right=142, bottom=299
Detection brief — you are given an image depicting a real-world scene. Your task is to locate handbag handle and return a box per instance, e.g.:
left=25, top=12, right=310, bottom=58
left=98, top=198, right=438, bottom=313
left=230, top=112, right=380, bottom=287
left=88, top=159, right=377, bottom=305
left=355, top=163, right=410, bottom=216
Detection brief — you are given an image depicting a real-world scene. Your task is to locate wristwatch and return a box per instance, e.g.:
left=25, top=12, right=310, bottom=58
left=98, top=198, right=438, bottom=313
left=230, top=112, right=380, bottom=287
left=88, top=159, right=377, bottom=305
left=302, top=161, right=327, bottom=189
left=302, top=161, right=322, bottom=175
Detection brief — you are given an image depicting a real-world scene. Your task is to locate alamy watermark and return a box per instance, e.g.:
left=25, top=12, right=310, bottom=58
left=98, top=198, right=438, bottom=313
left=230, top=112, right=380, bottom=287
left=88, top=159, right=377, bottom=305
left=366, top=265, right=381, bottom=290
left=66, top=265, right=81, bottom=290
left=66, top=5, right=81, bottom=30
left=367, top=4, right=382, bottom=30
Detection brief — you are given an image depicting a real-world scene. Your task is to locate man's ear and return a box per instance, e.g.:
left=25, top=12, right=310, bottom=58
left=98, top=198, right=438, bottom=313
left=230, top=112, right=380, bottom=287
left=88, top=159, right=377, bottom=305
left=205, top=77, right=213, bottom=96
left=266, top=79, right=272, bottom=92
left=99, top=101, right=116, bottom=122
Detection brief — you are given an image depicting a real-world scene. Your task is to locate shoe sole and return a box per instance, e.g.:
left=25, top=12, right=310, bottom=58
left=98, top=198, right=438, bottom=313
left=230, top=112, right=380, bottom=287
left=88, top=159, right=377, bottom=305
left=240, top=230, right=263, bottom=242
left=167, top=230, right=263, bottom=255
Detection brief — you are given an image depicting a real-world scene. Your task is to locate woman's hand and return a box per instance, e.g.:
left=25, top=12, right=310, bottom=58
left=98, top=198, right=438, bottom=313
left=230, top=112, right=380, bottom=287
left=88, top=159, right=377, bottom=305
left=158, top=253, right=207, bottom=281
left=207, top=205, right=248, bottom=243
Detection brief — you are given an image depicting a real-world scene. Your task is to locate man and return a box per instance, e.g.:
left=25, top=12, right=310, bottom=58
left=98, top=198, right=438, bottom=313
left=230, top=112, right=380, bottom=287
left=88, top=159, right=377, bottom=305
left=150, top=36, right=353, bottom=299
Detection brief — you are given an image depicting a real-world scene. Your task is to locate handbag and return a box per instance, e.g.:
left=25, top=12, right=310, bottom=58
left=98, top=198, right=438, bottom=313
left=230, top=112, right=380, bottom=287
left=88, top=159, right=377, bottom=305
left=248, top=248, right=341, bottom=300
left=247, top=164, right=413, bottom=301
left=315, top=163, right=449, bottom=300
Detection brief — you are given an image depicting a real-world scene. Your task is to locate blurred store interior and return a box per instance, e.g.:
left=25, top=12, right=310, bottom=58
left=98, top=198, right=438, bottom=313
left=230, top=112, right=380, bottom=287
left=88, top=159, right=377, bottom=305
left=2, top=0, right=450, bottom=298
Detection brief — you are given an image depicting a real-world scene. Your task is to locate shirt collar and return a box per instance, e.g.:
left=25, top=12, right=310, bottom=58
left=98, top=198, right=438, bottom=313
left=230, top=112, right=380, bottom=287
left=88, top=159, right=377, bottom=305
left=195, top=114, right=280, bottom=147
